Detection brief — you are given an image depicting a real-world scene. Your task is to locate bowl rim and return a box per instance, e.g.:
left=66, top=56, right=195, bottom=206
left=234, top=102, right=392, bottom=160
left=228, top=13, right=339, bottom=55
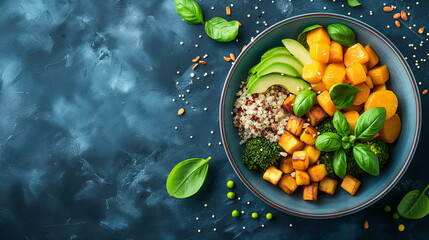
left=219, top=12, right=422, bottom=218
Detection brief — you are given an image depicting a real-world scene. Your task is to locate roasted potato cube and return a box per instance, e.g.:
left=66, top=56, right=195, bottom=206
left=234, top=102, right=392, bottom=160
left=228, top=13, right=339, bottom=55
left=278, top=174, right=298, bottom=194
left=319, top=177, right=338, bottom=195
left=306, top=105, right=329, bottom=126
left=262, top=166, right=283, bottom=185
left=341, top=175, right=361, bottom=195
left=292, top=151, right=310, bottom=171
left=282, top=94, right=296, bottom=113
left=307, top=164, right=328, bottom=182
left=287, top=115, right=305, bottom=136
left=300, top=125, right=318, bottom=145
left=303, top=145, right=321, bottom=165
left=303, top=183, right=319, bottom=200
left=279, top=156, right=294, bottom=174
left=295, top=170, right=310, bottom=186
left=279, top=131, right=305, bottom=154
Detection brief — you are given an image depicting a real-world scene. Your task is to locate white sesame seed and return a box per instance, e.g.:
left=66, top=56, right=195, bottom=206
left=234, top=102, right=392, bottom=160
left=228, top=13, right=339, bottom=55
left=360, top=15, right=363, bottom=18
left=323, top=7, right=327, bottom=10
left=172, top=99, right=176, bottom=102
left=237, top=197, right=241, bottom=200
left=348, top=12, right=351, bottom=15
left=256, top=30, right=260, bottom=34
left=211, top=71, right=215, bottom=75
left=289, top=224, right=293, bottom=227
left=403, top=36, right=406, bottom=39
left=196, top=77, right=200, bottom=80
left=206, top=86, right=210, bottom=89
left=246, top=201, right=250, bottom=205
left=341, top=4, right=345, bottom=7
left=208, top=143, right=212, bottom=146
left=204, top=107, right=208, bottom=111
left=262, top=11, right=265, bottom=14
left=177, top=71, right=180, bottom=74
left=212, top=215, right=215, bottom=218
left=198, top=229, right=201, bottom=233
left=255, top=6, right=259, bottom=9
left=247, top=14, right=251, bottom=18
left=241, top=210, right=244, bottom=214
left=196, top=217, right=199, bottom=220
left=203, top=54, right=209, bottom=58
left=203, top=72, right=208, bottom=76
left=256, top=21, right=260, bottom=24
left=407, top=6, right=410, bottom=9
left=198, top=35, right=202, bottom=38
left=230, top=4, right=234, bottom=7
left=211, top=6, right=215, bottom=10
left=243, top=226, right=246, bottom=230
left=218, top=142, right=222, bottom=145
left=210, top=131, right=214, bottom=134
left=186, top=89, right=190, bottom=93
left=418, top=82, right=422, bottom=85
left=261, top=224, right=265, bottom=228
left=190, top=73, right=195, bottom=77
left=190, top=136, right=193, bottom=139
left=416, top=2, right=420, bottom=5
left=204, top=203, right=208, bottom=207
left=195, top=44, right=199, bottom=48
left=213, top=228, right=217, bottom=232
left=180, top=41, right=184, bottom=45
left=387, top=25, right=390, bottom=28
left=176, top=82, right=179, bottom=85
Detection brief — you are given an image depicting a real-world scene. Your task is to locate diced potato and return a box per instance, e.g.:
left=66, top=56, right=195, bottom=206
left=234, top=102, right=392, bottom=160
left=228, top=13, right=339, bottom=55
left=279, top=156, right=294, bottom=174
left=279, top=131, right=305, bottom=154
left=361, top=64, right=368, bottom=74
left=344, top=43, right=369, bottom=67
left=368, top=65, right=390, bottom=85
left=329, top=41, right=343, bottom=63
left=282, top=94, right=296, bottom=113
left=319, top=177, right=338, bottom=195
left=317, top=91, right=339, bottom=116
left=373, top=84, right=386, bottom=92
left=306, top=104, right=329, bottom=126
left=307, top=164, right=328, bottom=182
left=309, top=42, right=330, bottom=63
left=311, top=81, right=328, bottom=92
left=365, top=75, right=374, bottom=89
left=295, top=170, right=310, bottom=185
left=341, top=175, right=361, bottom=195
left=346, top=63, right=367, bottom=85
left=352, top=83, right=370, bottom=106
left=322, top=63, right=346, bottom=90
left=278, top=174, right=298, bottom=194
left=263, top=166, right=283, bottom=185
left=365, top=45, right=380, bottom=69
left=307, top=27, right=330, bottom=45
left=364, top=90, right=398, bottom=120
left=303, top=183, right=319, bottom=200
left=292, top=151, right=310, bottom=171
left=287, top=115, right=305, bottom=136
left=343, top=110, right=360, bottom=134
left=302, top=61, right=326, bottom=83
left=303, top=145, right=321, bottom=165
left=300, top=125, right=318, bottom=145
left=379, top=113, right=401, bottom=143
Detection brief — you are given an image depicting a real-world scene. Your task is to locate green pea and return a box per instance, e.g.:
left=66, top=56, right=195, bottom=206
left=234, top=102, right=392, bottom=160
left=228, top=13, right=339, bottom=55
left=226, top=180, right=235, bottom=189
left=398, top=224, right=405, bottom=232
left=384, top=205, right=391, bottom=212
left=227, top=192, right=236, bottom=199
left=251, top=212, right=259, bottom=219
left=265, top=213, right=274, bottom=220
left=393, top=212, right=400, bottom=220
left=231, top=210, right=240, bottom=218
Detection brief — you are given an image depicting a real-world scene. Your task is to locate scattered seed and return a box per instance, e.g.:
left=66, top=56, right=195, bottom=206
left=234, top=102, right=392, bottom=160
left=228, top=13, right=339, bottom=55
left=237, top=21, right=242, bottom=27
left=393, top=13, right=400, bottom=19
left=192, top=63, right=199, bottom=70
left=418, top=27, right=425, bottom=34
left=400, top=10, right=408, bottom=21
left=177, top=108, right=185, bottom=116
left=224, top=56, right=232, bottom=62
left=192, top=56, right=201, bottom=62
left=398, top=224, right=405, bottom=232
left=226, top=6, right=231, bottom=15
left=363, top=220, right=369, bottom=230
left=422, top=89, right=428, bottom=95
left=199, top=60, right=207, bottom=65
left=395, top=20, right=401, bottom=28
left=383, top=6, right=393, bottom=12
left=242, top=45, right=247, bottom=51
left=229, top=53, right=236, bottom=61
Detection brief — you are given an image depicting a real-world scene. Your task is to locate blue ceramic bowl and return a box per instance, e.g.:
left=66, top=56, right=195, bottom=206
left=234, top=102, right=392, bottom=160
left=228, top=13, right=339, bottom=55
left=219, top=13, right=421, bottom=218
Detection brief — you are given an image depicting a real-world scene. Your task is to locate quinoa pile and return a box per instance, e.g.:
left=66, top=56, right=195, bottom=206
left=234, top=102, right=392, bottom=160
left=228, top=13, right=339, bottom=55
left=233, top=82, right=290, bottom=144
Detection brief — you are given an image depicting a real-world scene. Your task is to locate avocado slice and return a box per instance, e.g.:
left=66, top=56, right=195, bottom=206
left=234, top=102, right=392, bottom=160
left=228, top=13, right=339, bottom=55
left=246, top=62, right=300, bottom=87
left=249, top=53, right=303, bottom=75
left=281, top=39, right=314, bottom=65
left=246, top=74, right=258, bottom=86
left=261, top=47, right=291, bottom=60
left=246, top=73, right=311, bottom=95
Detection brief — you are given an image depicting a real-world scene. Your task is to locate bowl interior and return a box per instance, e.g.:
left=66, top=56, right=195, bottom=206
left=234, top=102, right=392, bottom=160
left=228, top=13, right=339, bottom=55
left=220, top=13, right=421, bottom=218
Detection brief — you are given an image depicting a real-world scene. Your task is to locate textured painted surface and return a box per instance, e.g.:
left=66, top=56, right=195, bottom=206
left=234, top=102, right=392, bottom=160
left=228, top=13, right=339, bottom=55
left=0, top=0, right=428, bottom=239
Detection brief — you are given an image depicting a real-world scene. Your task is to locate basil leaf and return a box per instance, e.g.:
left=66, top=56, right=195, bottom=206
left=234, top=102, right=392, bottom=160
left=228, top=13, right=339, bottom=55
left=297, top=24, right=323, bottom=49
left=347, top=0, right=362, bottom=7
left=205, top=17, right=239, bottom=42
left=293, top=90, right=317, bottom=117
left=174, top=0, right=204, bottom=24
left=329, top=84, right=362, bottom=109
left=398, top=184, right=429, bottom=219
left=354, top=107, right=386, bottom=140
left=315, top=132, right=342, bottom=152
left=333, top=111, right=351, bottom=137
left=342, top=135, right=355, bottom=149
left=166, top=157, right=211, bottom=198
left=327, top=24, right=357, bottom=47
left=333, top=148, right=347, bottom=178
left=353, top=144, right=379, bottom=176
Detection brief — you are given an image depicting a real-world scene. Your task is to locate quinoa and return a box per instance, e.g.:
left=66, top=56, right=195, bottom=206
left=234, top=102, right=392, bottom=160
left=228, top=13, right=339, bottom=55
left=233, top=82, right=290, bottom=144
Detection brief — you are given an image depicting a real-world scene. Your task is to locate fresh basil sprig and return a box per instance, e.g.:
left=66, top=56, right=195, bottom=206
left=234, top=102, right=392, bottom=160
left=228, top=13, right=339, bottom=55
left=329, top=83, right=362, bottom=109
left=342, top=135, right=356, bottom=149
left=354, top=107, right=386, bottom=140
left=353, top=143, right=379, bottom=176
left=297, top=24, right=322, bottom=48
left=293, top=90, right=317, bottom=117
left=174, top=0, right=204, bottom=24
left=333, top=148, right=347, bottom=178
left=204, top=17, right=240, bottom=42
left=315, top=132, right=342, bottom=152
left=397, top=184, right=429, bottom=219
left=347, top=0, right=362, bottom=7
left=327, top=24, right=357, bottom=47
left=166, top=157, right=211, bottom=198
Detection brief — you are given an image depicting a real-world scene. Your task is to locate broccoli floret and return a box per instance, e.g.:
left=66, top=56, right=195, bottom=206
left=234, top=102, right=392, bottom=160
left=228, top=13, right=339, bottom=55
left=317, top=117, right=337, bottom=134
left=365, top=139, right=389, bottom=168
left=242, top=138, right=282, bottom=172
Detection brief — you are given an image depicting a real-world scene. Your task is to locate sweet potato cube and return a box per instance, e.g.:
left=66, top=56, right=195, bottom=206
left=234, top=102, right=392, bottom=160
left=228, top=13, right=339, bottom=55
left=319, top=177, right=338, bottom=195
left=307, top=164, right=328, bottom=182
left=311, top=81, right=327, bottom=93
left=322, top=63, right=346, bottom=90
left=307, top=27, right=330, bottom=45
left=302, top=61, right=326, bottom=84
left=278, top=174, right=298, bottom=194
left=292, top=151, right=310, bottom=171
left=365, top=45, right=379, bottom=69
left=295, top=170, right=310, bottom=186
left=282, top=94, right=296, bottom=113
left=279, top=131, right=305, bottom=154
left=373, top=84, right=386, bottom=92
left=317, top=91, right=339, bottom=116
left=346, top=63, right=367, bottom=85
left=287, top=115, right=305, bottom=136
left=341, top=175, right=361, bottom=195
left=329, top=41, right=343, bottom=63
left=343, top=110, right=360, bottom=134
left=379, top=113, right=401, bottom=143
left=279, top=156, right=294, bottom=174
left=303, top=183, right=318, bottom=200
left=263, top=166, right=283, bottom=185
left=310, top=42, right=330, bottom=63
left=352, top=83, right=370, bottom=106
left=303, top=145, right=321, bottom=165
left=300, top=126, right=318, bottom=145
left=368, top=65, right=390, bottom=85
left=365, top=75, right=374, bottom=89
left=344, top=43, right=369, bottom=67
left=306, top=104, right=329, bottom=126
left=344, top=104, right=363, bottom=113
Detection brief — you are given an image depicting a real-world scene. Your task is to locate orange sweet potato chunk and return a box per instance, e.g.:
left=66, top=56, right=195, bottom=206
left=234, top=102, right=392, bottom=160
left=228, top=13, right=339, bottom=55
left=317, top=91, right=339, bottom=116
left=344, top=43, right=369, bottom=67
left=364, top=90, right=398, bottom=120
left=352, top=83, right=370, bottom=106
left=307, top=27, right=331, bottom=45
left=322, top=63, right=346, bottom=90
left=328, top=41, right=343, bottom=63
left=379, top=113, right=401, bottom=143
left=345, top=63, right=367, bottom=85
left=309, top=42, right=330, bottom=64
left=302, top=61, right=326, bottom=84
left=311, top=81, right=328, bottom=92
left=368, top=65, right=390, bottom=85
left=365, top=45, right=380, bottom=69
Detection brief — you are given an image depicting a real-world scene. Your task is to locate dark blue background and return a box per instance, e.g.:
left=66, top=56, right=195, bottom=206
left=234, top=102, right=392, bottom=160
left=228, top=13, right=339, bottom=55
left=0, top=0, right=428, bottom=239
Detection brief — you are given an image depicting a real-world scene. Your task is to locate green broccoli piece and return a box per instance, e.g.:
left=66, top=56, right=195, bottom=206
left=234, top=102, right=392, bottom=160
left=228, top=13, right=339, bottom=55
left=242, top=138, right=282, bottom=172
left=365, top=138, right=389, bottom=168
left=317, top=117, right=337, bottom=134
